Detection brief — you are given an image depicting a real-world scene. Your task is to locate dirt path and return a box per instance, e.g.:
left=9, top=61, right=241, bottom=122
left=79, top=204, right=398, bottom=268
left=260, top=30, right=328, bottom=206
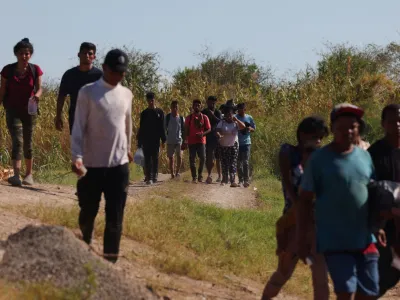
left=0, top=175, right=399, bottom=299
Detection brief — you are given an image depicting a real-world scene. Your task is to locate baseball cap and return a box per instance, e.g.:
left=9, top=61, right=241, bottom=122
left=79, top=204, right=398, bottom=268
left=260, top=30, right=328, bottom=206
left=104, top=49, right=129, bottom=72
left=330, top=103, right=364, bottom=123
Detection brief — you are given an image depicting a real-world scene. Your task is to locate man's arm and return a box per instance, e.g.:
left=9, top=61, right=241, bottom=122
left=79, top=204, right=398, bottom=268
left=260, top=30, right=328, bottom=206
left=33, top=75, right=43, bottom=99
left=279, top=147, right=297, bottom=205
left=0, top=76, right=6, bottom=105
left=296, top=189, right=315, bottom=260
left=248, top=116, right=256, bottom=132
left=55, top=72, right=69, bottom=131
left=71, top=88, right=89, bottom=165
left=160, top=110, right=167, bottom=144
left=184, top=116, right=190, bottom=143
left=125, top=95, right=133, bottom=160
left=201, top=115, right=211, bottom=136
left=137, top=111, right=144, bottom=148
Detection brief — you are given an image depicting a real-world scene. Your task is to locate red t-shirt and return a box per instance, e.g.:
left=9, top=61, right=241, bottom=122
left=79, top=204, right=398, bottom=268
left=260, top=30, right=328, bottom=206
left=1, top=64, right=43, bottom=111
left=185, top=113, right=211, bottom=145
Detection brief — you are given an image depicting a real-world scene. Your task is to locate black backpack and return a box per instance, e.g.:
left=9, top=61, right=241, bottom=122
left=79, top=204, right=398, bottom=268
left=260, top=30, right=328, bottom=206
left=3, top=63, right=37, bottom=108
left=368, top=180, right=400, bottom=230
left=166, top=113, right=185, bottom=139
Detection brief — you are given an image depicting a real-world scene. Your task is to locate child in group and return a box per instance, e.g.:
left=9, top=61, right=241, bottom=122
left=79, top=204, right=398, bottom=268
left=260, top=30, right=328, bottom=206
left=262, top=116, right=330, bottom=300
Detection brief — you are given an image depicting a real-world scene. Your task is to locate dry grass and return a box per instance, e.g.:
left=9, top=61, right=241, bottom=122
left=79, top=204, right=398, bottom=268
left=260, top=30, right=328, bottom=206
left=2, top=177, right=315, bottom=298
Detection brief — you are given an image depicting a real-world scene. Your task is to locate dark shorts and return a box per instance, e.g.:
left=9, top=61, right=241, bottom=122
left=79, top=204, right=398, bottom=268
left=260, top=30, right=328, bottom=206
left=206, top=141, right=220, bottom=162
left=325, top=251, right=379, bottom=296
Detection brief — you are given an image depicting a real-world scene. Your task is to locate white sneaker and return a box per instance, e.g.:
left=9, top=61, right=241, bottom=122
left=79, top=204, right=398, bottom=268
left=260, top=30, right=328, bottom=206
left=22, top=174, right=34, bottom=186
left=8, top=175, right=22, bottom=187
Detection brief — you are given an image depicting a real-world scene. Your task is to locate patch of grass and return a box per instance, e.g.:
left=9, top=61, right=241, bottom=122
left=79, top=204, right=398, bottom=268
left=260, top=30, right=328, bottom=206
left=5, top=177, right=313, bottom=298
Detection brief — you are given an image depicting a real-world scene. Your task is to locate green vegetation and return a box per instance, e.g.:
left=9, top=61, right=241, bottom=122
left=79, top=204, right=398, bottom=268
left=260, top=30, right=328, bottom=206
left=2, top=41, right=399, bottom=176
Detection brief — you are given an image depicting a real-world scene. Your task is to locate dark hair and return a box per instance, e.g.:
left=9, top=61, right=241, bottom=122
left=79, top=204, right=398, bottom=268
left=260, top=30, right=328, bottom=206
left=146, top=92, right=155, bottom=100
left=14, top=38, right=34, bottom=55
left=193, top=99, right=201, bottom=105
left=79, top=42, right=96, bottom=54
left=237, top=103, right=246, bottom=109
left=170, top=100, right=178, bottom=107
left=207, top=96, right=217, bottom=102
left=223, top=106, right=235, bottom=115
left=382, top=104, right=400, bottom=121
left=296, top=116, right=329, bottom=143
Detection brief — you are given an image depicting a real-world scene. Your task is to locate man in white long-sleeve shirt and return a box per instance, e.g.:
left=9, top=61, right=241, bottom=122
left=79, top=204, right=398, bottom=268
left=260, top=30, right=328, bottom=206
left=71, top=49, right=133, bottom=263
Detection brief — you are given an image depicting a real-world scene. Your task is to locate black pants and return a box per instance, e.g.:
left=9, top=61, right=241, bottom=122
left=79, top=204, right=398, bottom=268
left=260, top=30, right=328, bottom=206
left=6, top=108, right=36, bottom=160
left=77, top=163, right=129, bottom=261
left=189, top=143, right=205, bottom=180
left=142, top=143, right=160, bottom=181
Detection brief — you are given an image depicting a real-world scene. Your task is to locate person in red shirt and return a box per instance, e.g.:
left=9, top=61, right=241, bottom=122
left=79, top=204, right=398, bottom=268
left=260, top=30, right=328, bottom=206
left=0, top=38, right=43, bottom=186
left=184, top=99, right=211, bottom=183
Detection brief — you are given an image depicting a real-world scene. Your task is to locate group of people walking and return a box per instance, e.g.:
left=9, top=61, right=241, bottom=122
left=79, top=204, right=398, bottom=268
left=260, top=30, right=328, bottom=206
left=137, top=94, right=256, bottom=187
left=262, top=103, right=400, bottom=300
left=2, top=37, right=400, bottom=300
left=0, top=38, right=256, bottom=264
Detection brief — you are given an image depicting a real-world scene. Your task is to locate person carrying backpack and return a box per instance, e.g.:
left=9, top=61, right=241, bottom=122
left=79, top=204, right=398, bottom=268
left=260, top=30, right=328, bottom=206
left=184, top=99, right=211, bottom=183
left=165, top=100, right=185, bottom=178
left=0, top=38, right=43, bottom=186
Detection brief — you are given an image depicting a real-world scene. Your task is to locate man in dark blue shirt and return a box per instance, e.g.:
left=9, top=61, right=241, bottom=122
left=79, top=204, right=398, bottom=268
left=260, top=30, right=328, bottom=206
left=55, top=42, right=103, bottom=134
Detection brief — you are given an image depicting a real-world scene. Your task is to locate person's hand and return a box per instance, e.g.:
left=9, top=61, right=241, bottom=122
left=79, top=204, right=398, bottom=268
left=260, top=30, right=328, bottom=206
left=128, top=152, right=133, bottom=163
left=181, top=142, right=188, bottom=151
left=232, top=116, right=238, bottom=122
left=54, top=116, right=63, bottom=131
left=32, top=95, right=40, bottom=103
left=196, top=132, right=203, bottom=137
left=71, top=159, right=85, bottom=176
left=377, top=229, right=387, bottom=247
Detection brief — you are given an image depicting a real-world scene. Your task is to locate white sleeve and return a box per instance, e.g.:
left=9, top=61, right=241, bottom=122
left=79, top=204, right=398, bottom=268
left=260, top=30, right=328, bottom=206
left=71, top=88, right=89, bottom=162
left=125, top=93, right=133, bottom=152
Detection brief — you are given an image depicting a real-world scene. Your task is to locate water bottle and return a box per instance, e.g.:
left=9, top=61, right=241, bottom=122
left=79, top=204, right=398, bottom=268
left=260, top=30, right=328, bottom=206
left=28, top=97, right=38, bottom=115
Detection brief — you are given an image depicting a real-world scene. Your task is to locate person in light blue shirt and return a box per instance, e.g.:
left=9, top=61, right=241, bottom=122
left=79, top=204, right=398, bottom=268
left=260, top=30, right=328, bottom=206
left=297, top=103, right=379, bottom=299
left=235, top=103, right=256, bottom=187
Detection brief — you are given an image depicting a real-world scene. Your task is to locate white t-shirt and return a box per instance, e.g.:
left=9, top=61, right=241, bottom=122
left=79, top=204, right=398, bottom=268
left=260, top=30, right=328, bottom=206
left=216, top=120, right=239, bottom=147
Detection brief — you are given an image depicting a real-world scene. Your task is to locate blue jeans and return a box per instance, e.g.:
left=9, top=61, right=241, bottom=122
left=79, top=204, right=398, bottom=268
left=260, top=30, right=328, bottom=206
left=238, top=144, right=251, bottom=182
left=324, top=252, right=379, bottom=296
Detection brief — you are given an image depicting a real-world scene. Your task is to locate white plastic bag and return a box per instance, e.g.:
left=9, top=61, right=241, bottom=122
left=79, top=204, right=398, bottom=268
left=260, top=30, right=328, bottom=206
left=133, top=148, right=145, bottom=167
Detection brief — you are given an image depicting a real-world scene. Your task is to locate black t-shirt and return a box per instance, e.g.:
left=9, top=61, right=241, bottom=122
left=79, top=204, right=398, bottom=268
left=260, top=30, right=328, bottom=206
left=59, top=66, right=103, bottom=120
left=201, top=108, right=222, bottom=143
left=368, top=138, right=400, bottom=244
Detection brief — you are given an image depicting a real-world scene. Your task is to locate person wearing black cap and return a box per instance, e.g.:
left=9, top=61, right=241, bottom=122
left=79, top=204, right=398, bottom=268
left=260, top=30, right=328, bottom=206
left=136, top=91, right=166, bottom=185
left=368, top=104, right=400, bottom=297
left=71, top=48, right=133, bottom=263
left=297, top=103, right=379, bottom=299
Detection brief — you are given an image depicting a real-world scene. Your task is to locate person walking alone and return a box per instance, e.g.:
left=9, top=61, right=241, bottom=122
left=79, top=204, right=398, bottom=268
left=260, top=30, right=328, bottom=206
left=185, top=99, right=211, bottom=183
left=71, top=49, right=133, bottom=263
left=137, top=92, right=166, bottom=185
left=165, top=100, right=185, bottom=178
left=235, top=103, right=256, bottom=187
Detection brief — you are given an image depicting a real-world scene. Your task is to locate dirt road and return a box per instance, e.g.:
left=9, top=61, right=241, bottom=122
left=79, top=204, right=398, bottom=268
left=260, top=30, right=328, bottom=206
left=0, top=175, right=399, bottom=299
